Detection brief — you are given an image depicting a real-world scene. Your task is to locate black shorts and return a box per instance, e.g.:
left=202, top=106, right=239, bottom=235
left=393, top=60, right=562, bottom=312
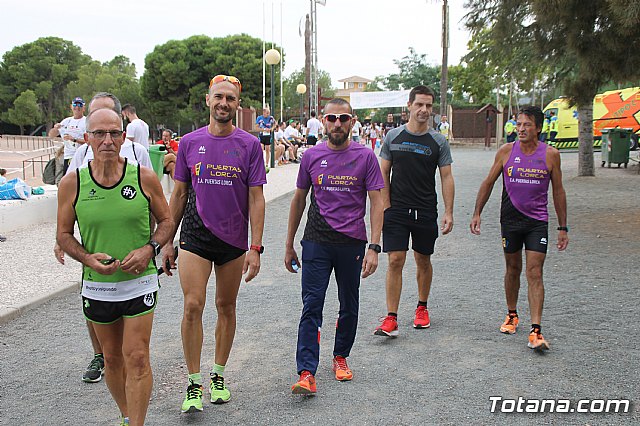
left=501, top=221, right=548, bottom=254
left=382, top=207, right=439, bottom=255
left=83, top=291, right=157, bottom=324
left=63, top=158, right=71, bottom=175
left=307, top=136, right=318, bottom=146
left=259, top=134, right=271, bottom=145
left=179, top=189, right=245, bottom=265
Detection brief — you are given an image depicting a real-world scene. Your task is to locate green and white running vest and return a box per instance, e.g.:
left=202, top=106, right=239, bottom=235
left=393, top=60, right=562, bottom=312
left=74, top=162, right=158, bottom=301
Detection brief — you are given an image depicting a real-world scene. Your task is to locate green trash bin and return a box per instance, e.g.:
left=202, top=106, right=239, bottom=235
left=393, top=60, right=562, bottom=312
left=148, top=144, right=166, bottom=180
left=601, top=128, right=631, bottom=168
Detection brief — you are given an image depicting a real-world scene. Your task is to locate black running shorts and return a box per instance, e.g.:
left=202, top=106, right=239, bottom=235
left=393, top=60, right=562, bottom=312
left=179, top=189, right=245, bottom=266
left=382, top=207, right=439, bottom=255
left=306, top=135, right=318, bottom=146
left=83, top=291, right=157, bottom=324
left=259, top=134, right=271, bottom=145
left=501, top=221, right=549, bottom=254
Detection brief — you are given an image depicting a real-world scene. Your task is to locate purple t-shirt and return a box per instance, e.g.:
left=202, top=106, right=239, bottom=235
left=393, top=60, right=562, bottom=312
left=296, top=141, right=384, bottom=241
left=174, top=126, right=267, bottom=250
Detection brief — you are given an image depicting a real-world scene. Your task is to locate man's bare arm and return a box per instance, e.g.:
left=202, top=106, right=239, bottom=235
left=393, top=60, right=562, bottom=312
left=379, top=158, right=392, bottom=210
left=470, top=144, right=511, bottom=234
left=284, top=188, right=309, bottom=272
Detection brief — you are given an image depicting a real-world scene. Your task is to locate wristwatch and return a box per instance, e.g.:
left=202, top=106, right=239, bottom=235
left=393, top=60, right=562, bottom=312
left=557, top=226, right=569, bottom=232
left=368, top=243, right=382, bottom=253
left=250, top=244, right=265, bottom=254
left=148, top=240, right=161, bottom=257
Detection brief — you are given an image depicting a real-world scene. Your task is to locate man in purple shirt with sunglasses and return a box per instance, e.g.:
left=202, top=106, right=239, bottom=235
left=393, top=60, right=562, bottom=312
left=285, top=98, right=384, bottom=396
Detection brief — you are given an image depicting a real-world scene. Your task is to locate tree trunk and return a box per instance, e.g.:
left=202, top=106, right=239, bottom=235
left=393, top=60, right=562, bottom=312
left=19, top=125, right=24, bottom=136
left=577, top=104, right=595, bottom=176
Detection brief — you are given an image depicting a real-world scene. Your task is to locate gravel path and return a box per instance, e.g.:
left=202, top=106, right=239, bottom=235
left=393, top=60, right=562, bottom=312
left=0, top=148, right=638, bottom=425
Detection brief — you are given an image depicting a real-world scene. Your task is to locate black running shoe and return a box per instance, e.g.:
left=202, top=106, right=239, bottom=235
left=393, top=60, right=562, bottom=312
left=83, top=355, right=105, bottom=383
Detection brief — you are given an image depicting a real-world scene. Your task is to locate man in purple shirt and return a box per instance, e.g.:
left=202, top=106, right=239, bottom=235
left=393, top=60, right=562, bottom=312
left=470, top=105, right=568, bottom=352
left=162, top=74, right=266, bottom=412
left=285, top=98, right=384, bottom=395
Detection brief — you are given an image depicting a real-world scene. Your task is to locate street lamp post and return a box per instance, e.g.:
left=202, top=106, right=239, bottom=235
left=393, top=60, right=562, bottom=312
left=264, top=48, right=281, bottom=169
left=296, top=83, right=307, bottom=124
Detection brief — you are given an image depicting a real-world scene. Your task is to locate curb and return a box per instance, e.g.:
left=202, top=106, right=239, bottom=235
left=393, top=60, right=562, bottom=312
left=0, top=281, right=81, bottom=326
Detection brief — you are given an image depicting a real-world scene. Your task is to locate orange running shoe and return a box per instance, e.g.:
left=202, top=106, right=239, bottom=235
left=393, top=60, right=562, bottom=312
left=500, top=314, right=519, bottom=334
left=374, top=315, right=399, bottom=337
left=291, top=370, right=316, bottom=395
left=332, top=356, right=353, bottom=381
left=413, top=306, right=431, bottom=329
left=528, top=331, right=550, bottom=351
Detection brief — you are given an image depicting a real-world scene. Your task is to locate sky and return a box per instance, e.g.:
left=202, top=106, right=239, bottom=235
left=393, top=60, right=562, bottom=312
left=0, top=0, right=471, bottom=89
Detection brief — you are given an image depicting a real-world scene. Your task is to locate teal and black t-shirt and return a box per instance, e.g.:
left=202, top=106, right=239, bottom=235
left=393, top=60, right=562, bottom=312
left=380, top=125, right=453, bottom=219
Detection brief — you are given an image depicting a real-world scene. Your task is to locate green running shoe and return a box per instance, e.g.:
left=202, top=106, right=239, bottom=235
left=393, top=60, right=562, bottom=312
left=119, top=416, right=129, bottom=425
left=181, top=379, right=204, bottom=413
left=210, top=373, right=231, bottom=404
left=82, top=354, right=105, bottom=383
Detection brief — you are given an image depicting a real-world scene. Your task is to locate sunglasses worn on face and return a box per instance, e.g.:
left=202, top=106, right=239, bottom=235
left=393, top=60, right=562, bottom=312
left=324, top=113, right=352, bottom=123
left=72, top=103, right=84, bottom=107
left=209, top=75, right=242, bottom=92
left=88, top=130, right=123, bottom=141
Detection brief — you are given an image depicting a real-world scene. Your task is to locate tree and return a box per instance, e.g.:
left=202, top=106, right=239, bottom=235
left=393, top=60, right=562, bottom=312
left=65, top=56, right=145, bottom=121
left=3, top=90, right=42, bottom=135
left=281, top=68, right=334, bottom=122
left=464, top=0, right=640, bottom=176
left=141, top=34, right=283, bottom=130
left=382, top=48, right=441, bottom=97
left=0, top=37, right=90, bottom=130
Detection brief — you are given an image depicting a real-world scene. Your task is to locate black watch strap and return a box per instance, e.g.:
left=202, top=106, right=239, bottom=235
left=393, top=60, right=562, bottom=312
left=148, top=240, right=161, bottom=256
left=368, top=243, right=382, bottom=253
left=557, top=226, right=569, bottom=232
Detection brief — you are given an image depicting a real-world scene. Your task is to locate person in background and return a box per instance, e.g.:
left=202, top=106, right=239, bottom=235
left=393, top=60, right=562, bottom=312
left=383, top=113, right=396, bottom=137
left=256, top=106, right=276, bottom=166
left=156, top=129, right=178, bottom=179
left=399, top=111, right=409, bottom=126
left=0, top=168, right=5, bottom=242
left=505, top=114, right=517, bottom=143
left=548, top=111, right=558, bottom=142
left=438, top=115, right=452, bottom=142
left=540, top=114, right=550, bottom=143
left=351, top=115, right=363, bottom=144
left=284, top=120, right=304, bottom=163
left=122, top=104, right=150, bottom=150
left=49, top=97, right=86, bottom=174
left=369, top=122, right=379, bottom=150
left=274, top=121, right=289, bottom=166
left=305, top=111, right=323, bottom=146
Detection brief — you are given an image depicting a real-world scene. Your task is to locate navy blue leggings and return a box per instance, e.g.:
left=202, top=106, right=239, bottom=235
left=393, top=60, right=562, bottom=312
left=296, top=240, right=365, bottom=375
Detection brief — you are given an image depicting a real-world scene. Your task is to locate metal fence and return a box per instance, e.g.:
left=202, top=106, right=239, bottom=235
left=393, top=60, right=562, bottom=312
left=0, top=135, right=56, bottom=151
left=21, top=151, right=56, bottom=181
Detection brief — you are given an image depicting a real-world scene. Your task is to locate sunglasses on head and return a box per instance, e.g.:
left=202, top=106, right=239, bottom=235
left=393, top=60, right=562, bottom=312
left=324, top=113, right=352, bottom=123
left=209, top=75, right=242, bottom=92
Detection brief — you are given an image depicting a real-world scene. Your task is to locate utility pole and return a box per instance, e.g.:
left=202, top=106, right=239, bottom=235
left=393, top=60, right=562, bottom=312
left=305, top=14, right=311, bottom=115
left=440, top=0, right=449, bottom=116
